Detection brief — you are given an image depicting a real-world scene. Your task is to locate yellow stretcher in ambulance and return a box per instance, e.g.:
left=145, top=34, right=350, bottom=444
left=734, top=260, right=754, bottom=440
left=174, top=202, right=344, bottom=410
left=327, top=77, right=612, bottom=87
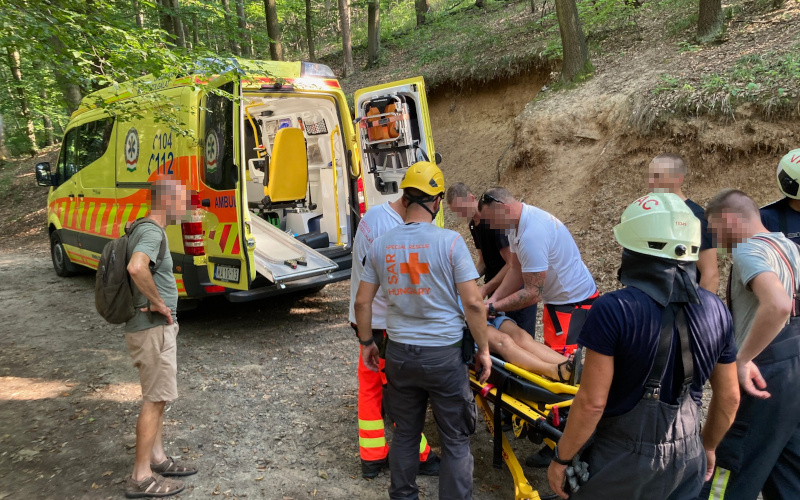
left=34, top=60, right=442, bottom=305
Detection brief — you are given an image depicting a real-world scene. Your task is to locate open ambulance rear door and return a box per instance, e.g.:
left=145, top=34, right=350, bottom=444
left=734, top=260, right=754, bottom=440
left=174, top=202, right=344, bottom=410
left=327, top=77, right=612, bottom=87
left=199, top=77, right=256, bottom=291
left=353, top=77, right=443, bottom=225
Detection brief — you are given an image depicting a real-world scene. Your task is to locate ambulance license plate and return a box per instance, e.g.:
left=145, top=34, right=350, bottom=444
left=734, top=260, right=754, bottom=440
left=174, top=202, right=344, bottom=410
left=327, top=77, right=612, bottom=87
left=214, top=264, right=240, bottom=283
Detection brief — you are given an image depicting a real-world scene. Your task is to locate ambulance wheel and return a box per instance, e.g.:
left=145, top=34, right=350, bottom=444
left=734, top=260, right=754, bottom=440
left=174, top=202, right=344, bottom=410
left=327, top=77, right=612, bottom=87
left=50, top=232, right=79, bottom=277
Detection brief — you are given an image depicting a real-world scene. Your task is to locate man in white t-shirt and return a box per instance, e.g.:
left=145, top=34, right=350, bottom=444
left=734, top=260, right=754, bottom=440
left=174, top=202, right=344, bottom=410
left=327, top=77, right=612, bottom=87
left=348, top=199, right=437, bottom=478
left=480, top=187, right=598, bottom=354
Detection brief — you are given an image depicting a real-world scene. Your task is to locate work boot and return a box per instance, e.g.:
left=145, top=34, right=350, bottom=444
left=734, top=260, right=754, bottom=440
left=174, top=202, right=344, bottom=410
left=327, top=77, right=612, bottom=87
left=361, top=458, right=388, bottom=479
left=525, top=446, right=555, bottom=468
left=418, top=452, right=440, bottom=476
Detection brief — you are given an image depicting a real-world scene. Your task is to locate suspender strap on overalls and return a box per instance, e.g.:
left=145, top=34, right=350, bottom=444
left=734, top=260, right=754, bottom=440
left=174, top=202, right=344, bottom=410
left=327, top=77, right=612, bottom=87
left=644, top=304, right=693, bottom=401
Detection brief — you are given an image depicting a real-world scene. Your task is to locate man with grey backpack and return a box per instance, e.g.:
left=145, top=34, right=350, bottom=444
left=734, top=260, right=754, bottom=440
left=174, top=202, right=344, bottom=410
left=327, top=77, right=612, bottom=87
left=97, top=179, right=197, bottom=498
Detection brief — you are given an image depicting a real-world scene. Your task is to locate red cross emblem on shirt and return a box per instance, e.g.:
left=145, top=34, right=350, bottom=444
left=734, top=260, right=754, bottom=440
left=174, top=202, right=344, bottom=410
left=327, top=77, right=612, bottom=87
left=400, top=253, right=430, bottom=285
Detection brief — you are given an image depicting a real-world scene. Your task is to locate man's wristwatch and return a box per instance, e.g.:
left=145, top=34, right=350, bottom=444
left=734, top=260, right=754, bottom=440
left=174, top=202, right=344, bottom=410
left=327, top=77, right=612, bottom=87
left=359, top=337, right=375, bottom=347
left=488, top=303, right=497, bottom=317
left=552, top=446, right=573, bottom=466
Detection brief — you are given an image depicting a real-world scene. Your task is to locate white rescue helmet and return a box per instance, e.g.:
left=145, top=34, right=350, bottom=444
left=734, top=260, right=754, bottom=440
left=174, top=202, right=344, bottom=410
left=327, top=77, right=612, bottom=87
left=614, top=193, right=701, bottom=261
left=777, top=149, right=800, bottom=199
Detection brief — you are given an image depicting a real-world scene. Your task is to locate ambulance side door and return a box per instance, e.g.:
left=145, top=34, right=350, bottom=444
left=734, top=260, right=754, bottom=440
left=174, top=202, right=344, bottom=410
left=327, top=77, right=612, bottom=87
left=50, top=127, right=81, bottom=252
left=353, top=77, right=443, bottom=225
left=75, top=115, right=117, bottom=262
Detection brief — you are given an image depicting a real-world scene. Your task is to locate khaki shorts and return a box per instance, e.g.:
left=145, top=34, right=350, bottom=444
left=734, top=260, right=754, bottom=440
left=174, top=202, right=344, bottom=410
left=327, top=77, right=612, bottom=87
left=125, top=323, right=179, bottom=402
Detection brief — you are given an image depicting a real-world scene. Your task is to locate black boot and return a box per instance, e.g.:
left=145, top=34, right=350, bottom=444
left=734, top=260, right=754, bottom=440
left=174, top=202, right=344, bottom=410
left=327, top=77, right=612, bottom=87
left=361, top=458, right=388, bottom=479
left=525, top=446, right=555, bottom=468
left=418, top=452, right=440, bottom=476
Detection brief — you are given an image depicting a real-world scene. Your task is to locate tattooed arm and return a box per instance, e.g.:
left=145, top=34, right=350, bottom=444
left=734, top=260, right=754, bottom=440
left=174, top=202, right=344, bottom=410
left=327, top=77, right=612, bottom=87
left=492, top=270, right=546, bottom=312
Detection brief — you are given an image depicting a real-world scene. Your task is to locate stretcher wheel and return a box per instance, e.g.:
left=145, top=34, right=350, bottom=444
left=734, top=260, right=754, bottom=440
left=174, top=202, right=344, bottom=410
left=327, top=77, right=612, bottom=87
left=511, top=415, right=527, bottom=439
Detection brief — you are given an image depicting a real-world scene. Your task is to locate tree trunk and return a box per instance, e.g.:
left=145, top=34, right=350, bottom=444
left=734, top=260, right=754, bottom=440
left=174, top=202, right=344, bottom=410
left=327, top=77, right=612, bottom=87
left=133, top=0, right=144, bottom=28
left=554, top=0, right=591, bottom=83
left=193, top=13, right=200, bottom=47
left=696, top=0, right=723, bottom=44
left=338, top=0, right=353, bottom=76
left=367, top=0, right=380, bottom=68
left=169, top=0, right=186, bottom=48
left=157, top=0, right=175, bottom=40
left=6, top=47, right=37, bottom=155
left=264, top=0, right=283, bottom=61
left=0, top=115, right=9, bottom=162
left=221, top=0, right=241, bottom=55
left=414, top=0, right=429, bottom=26
left=48, top=36, right=83, bottom=114
left=41, top=88, right=55, bottom=147
left=236, top=0, right=251, bottom=57
left=305, top=0, right=316, bottom=61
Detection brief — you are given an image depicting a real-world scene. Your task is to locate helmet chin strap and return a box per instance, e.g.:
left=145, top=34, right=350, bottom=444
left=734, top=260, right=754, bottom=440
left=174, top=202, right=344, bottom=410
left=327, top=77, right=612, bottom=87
left=405, top=194, right=440, bottom=220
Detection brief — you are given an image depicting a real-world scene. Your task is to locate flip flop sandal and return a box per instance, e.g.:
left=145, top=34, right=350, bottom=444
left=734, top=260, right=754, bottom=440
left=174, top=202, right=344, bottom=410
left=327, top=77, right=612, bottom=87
left=557, top=355, right=575, bottom=384
left=151, top=456, right=198, bottom=477
left=125, top=473, right=184, bottom=498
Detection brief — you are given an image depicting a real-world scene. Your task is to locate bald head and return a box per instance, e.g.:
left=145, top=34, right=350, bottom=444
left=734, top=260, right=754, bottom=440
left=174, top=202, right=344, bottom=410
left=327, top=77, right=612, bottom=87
left=648, top=153, right=687, bottom=193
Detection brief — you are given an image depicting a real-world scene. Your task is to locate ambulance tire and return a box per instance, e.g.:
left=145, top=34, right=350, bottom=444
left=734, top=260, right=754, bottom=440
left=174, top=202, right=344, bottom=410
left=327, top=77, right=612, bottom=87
left=50, top=231, right=80, bottom=277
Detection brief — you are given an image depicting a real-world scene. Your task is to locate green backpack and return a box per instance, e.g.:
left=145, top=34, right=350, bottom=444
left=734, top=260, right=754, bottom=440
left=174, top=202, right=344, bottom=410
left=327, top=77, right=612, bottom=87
left=95, top=219, right=166, bottom=324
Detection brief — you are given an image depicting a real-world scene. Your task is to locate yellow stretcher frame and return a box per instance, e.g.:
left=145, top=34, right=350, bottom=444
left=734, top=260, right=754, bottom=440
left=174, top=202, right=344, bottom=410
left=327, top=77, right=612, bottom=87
left=469, top=359, right=579, bottom=500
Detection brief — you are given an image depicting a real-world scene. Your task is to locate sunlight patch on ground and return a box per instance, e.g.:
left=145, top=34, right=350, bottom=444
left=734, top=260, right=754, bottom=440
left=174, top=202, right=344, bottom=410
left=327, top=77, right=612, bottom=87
left=83, top=382, right=141, bottom=403
left=0, top=376, right=69, bottom=400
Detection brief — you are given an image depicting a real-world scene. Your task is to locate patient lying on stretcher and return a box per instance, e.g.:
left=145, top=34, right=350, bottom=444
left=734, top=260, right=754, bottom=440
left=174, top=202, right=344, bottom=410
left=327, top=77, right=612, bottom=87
left=485, top=314, right=574, bottom=383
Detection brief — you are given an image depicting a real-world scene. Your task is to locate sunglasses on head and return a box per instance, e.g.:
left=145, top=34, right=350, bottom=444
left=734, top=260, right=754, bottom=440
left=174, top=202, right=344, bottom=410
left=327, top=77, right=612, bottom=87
left=480, top=192, right=504, bottom=208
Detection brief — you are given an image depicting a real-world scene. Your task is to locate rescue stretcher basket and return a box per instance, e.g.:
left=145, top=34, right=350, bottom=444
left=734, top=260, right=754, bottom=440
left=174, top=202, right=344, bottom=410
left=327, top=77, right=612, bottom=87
left=469, top=351, right=582, bottom=500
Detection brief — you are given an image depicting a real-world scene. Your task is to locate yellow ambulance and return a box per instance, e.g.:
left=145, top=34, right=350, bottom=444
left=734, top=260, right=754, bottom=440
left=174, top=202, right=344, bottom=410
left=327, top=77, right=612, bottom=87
left=35, top=59, right=442, bottom=305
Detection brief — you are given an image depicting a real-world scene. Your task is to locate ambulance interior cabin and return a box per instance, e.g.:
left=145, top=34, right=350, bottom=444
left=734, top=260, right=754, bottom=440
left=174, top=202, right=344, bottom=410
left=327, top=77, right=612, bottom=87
left=241, top=95, right=352, bottom=252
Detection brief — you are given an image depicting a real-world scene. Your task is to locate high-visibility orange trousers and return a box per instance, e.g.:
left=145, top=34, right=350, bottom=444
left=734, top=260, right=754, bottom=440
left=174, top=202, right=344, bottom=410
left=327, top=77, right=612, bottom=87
left=358, top=345, right=432, bottom=463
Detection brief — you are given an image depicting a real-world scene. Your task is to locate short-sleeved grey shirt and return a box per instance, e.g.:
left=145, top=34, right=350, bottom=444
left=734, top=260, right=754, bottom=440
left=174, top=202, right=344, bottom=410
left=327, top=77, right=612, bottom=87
left=362, top=222, right=479, bottom=346
left=730, top=232, right=800, bottom=346
left=125, top=221, right=178, bottom=333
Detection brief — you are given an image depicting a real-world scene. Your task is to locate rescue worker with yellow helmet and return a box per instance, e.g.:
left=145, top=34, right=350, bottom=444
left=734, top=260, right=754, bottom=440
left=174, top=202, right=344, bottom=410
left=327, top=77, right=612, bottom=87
left=547, top=192, right=740, bottom=499
left=354, top=161, right=491, bottom=500
left=761, top=149, right=800, bottom=245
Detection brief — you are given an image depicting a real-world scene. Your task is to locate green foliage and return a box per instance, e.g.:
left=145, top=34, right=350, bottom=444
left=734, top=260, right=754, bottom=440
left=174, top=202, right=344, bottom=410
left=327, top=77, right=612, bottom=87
left=650, top=44, right=800, bottom=119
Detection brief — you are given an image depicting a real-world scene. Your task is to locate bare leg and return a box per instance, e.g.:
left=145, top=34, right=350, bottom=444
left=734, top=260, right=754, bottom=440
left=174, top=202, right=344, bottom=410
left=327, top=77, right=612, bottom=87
left=487, top=327, right=560, bottom=379
left=150, top=403, right=168, bottom=465
left=499, top=321, right=567, bottom=365
left=132, top=401, right=166, bottom=481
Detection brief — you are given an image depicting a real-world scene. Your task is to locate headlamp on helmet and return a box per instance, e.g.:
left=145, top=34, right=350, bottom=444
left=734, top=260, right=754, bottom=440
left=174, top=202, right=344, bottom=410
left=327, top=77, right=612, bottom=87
left=777, top=149, right=800, bottom=199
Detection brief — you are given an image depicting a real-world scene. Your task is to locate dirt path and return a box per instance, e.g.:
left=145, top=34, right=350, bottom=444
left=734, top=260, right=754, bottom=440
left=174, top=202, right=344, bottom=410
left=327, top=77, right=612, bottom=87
left=0, top=251, right=552, bottom=499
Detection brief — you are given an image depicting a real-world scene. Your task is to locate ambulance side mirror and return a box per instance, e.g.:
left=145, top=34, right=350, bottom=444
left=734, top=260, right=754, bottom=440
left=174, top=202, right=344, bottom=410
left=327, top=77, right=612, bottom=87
left=435, top=152, right=443, bottom=165
left=35, top=162, right=52, bottom=187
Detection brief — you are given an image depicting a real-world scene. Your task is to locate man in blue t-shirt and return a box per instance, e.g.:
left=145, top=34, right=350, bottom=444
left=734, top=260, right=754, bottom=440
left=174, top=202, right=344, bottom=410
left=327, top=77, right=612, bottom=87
left=648, top=153, right=719, bottom=293
left=547, top=193, right=740, bottom=500
left=354, top=162, right=491, bottom=500
left=760, top=149, right=800, bottom=245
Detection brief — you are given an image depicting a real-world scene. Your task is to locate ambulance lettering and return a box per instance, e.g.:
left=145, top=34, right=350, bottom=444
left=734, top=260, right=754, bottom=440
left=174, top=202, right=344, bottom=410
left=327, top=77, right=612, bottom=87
left=147, top=131, right=174, bottom=175
left=214, top=195, right=236, bottom=208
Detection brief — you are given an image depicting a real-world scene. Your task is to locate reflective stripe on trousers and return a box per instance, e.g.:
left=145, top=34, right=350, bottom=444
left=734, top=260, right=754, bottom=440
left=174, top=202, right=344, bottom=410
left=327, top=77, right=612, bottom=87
left=358, top=344, right=431, bottom=462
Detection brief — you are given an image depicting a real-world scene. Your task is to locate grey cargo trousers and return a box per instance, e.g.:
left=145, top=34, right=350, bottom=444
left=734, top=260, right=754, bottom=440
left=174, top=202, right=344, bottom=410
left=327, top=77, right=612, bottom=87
left=383, top=341, right=478, bottom=500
